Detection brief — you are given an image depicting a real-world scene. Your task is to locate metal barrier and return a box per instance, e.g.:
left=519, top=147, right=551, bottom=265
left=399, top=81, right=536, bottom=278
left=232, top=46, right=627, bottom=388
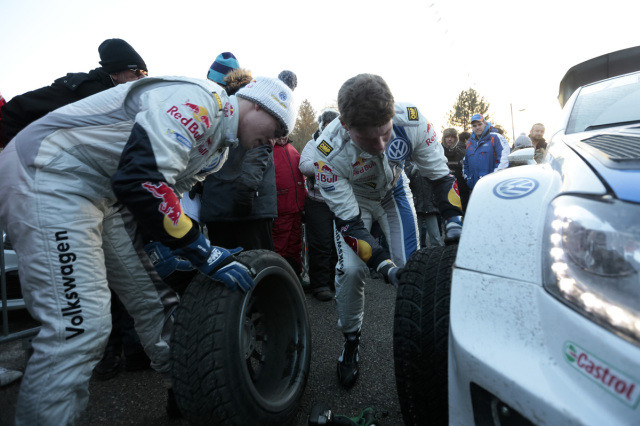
left=1, top=230, right=40, bottom=345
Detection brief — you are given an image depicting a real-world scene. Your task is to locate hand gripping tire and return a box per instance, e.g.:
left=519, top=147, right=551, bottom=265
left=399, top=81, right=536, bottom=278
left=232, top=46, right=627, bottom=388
left=393, top=244, right=457, bottom=426
left=170, top=249, right=312, bottom=425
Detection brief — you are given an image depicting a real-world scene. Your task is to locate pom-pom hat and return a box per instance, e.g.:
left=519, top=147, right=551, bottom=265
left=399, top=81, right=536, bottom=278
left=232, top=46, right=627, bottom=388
left=236, top=77, right=295, bottom=136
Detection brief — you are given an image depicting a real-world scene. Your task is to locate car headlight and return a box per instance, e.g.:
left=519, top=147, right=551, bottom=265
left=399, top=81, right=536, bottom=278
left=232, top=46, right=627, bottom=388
left=543, top=195, right=640, bottom=346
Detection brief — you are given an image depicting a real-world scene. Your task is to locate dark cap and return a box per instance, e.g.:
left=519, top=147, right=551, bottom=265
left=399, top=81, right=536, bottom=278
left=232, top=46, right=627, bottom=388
left=98, top=38, right=147, bottom=74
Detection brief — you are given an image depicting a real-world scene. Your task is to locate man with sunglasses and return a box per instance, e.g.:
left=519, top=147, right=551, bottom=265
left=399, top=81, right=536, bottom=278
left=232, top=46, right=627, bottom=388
left=0, top=38, right=147, bottom=147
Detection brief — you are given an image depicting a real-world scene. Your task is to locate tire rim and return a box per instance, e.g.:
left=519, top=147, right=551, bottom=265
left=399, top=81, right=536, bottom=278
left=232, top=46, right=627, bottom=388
left=238, top=266, right=310, bottom=412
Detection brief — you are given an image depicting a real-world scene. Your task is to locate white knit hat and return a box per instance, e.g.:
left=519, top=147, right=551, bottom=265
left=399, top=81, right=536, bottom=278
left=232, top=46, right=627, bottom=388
left=236, top=77, right=295, bottom=136
left=514, top=133, right=533, bottom=148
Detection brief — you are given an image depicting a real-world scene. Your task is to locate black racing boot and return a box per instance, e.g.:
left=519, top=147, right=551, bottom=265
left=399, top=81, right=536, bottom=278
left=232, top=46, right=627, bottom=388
left=337, top=330, right=360, bottom=389
left=93, top=346, right=122, bottom=381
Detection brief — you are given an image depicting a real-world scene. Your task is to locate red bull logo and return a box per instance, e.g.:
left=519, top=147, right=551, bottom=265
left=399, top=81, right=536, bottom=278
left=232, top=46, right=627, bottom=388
left=167, top=105, right=205, bottom=141
left=142, top=182, right=182, bottom=226
left=314, top=161, right=337, bottom=184
left=224, top=102, right=234, bottom=117
left=352, top=157, right=366, bottom=167
left=352, top=157, right=376, bottom=176
left=183, top=102, right=211, bottom=129
left=315, top=161, right=333, bottom=174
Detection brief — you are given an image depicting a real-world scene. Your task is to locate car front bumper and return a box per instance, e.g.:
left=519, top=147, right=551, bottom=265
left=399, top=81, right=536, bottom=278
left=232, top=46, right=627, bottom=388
left=449, top=268, right=640, bottom=425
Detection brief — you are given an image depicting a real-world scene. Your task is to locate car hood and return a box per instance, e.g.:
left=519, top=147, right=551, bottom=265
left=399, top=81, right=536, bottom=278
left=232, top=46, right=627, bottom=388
left=563, top=125, right=640, bottom=203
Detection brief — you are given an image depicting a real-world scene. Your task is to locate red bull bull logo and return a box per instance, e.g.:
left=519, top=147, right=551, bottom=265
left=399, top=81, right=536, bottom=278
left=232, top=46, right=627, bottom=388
left=183, top=102, right=211, bottom=129
left=142, top=182, right=182, bottom=226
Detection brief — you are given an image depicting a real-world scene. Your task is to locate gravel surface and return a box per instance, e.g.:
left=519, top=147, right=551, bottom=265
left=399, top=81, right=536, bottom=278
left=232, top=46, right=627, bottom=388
left=0, top=277, right=404, bottom=425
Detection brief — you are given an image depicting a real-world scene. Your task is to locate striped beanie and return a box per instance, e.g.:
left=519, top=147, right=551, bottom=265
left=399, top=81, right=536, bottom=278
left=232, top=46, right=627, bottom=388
left=207, top=52, right=239, bottom=85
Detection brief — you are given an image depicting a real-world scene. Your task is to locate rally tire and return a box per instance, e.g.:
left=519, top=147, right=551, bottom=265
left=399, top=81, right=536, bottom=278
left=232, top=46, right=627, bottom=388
left=393, top=244, right=457, bottom=426
left=170, top=249, right=312, bottom=425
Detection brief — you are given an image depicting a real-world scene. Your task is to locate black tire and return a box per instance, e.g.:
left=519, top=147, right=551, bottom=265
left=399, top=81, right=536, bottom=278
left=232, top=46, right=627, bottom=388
left=170, top=249, right=312, bottom=425
left=393, top=244, right=457, bottom=426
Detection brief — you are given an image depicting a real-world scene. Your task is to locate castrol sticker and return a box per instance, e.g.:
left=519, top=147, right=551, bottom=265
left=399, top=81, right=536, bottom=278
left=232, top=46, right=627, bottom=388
left=564, top=341, right=640, bottom=408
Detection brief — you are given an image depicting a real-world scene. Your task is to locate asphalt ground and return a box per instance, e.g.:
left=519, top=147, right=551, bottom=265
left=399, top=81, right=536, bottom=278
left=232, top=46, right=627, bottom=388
left=0, top=277, right=404, bottom=425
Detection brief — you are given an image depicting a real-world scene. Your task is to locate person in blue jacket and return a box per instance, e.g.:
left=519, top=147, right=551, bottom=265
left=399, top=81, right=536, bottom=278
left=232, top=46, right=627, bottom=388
left=462, top=113, right=510, bottom=189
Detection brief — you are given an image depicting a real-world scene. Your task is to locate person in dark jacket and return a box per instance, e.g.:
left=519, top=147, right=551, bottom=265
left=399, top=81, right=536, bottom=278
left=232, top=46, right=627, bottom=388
left=442, top=128, right=471, bottom=212
left=0, top=38, right=147, bottom=147
left=200, top=66, right=278, bottom=250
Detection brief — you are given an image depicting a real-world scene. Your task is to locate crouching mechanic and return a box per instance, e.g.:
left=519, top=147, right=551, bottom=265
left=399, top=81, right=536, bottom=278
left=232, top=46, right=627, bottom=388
left=314, top=74, right=462, bottom=388
left=0, top=75, right=294, bottom=424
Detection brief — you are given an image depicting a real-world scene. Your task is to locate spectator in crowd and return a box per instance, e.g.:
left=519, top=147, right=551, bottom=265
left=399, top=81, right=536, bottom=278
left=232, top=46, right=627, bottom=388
left=529, top=123, right=548, bottom=163
left=0, top=71, right=294, bottom=424
left=0, top=38, right=147, bottom=147
left=201, top=66, right=278, bottom=251
left=405, top=160, right=443, bottom=247
left=441, top=127, right=469, bottom=210
left=457, top=131, right=472, bottom=211
left=206, top=52, right=239, bottom=86
left=273, top=135, right=306, bottom=277
left=463, top=113, right=509, bottom=190
left=272, top=71, right=307, bottom=280
left=512, top=133, right=533, bottom=152
left=314, top=74, right=463, bottom=388
left=299, top=108, right=340, bottom=301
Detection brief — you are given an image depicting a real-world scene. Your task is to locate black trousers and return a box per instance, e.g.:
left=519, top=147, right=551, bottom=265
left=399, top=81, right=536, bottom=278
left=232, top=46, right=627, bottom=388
left=304, top=198, right=337, bottom=292
left=206, top=218, right=274, bottom=251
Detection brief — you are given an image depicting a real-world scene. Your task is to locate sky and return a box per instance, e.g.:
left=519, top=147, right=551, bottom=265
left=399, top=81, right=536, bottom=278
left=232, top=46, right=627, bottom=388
left=1, top=0, right=638, bottom=141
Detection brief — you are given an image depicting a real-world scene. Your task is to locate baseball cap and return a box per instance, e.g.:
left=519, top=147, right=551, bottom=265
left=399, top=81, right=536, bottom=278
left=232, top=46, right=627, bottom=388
left=470, top=113, right=484, bottom=123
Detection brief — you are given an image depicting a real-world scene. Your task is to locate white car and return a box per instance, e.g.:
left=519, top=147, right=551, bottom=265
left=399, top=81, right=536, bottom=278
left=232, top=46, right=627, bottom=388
left=394, top=46, right=640, bottom=425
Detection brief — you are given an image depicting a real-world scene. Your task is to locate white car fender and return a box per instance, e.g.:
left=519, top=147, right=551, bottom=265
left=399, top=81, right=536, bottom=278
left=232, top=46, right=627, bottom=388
left=455, top=142, right=606, bottom=284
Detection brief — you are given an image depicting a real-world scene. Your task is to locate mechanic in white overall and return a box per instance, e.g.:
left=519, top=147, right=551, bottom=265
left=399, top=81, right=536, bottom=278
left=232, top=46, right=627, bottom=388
left=0, top=75, right=295, bottom=424
left=313, top=74, right=463, bottom=388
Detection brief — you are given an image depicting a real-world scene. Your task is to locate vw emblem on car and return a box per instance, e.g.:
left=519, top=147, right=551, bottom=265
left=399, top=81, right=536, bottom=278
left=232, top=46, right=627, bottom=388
left=386, top=137, right=412, bottom=162
left=493, top=177, right=539, bottom=199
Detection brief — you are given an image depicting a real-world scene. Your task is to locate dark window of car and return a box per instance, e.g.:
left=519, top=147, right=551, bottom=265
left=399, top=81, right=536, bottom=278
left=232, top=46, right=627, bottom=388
left=566, top=72, right=640, bottom=134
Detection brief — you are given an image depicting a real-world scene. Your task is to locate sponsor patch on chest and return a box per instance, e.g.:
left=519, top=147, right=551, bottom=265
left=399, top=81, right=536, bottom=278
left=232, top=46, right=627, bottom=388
left=317, top=140, right=333, bottom=156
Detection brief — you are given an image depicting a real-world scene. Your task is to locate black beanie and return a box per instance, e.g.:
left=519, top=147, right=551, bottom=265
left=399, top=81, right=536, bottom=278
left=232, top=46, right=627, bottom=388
left=98, top=38, right=147, bottom=74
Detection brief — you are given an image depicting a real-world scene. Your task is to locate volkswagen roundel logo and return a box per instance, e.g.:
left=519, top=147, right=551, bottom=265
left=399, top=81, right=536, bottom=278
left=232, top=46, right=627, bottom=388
left=493, top=177, right=539, bottom=199
left=386, top=137, right=412, bottom=162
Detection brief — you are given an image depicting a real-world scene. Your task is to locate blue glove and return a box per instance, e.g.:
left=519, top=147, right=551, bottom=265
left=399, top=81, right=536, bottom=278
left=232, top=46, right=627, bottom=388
left=144, top=241, right=194, bottom=279
left=173, top=234, right=255, bottom=292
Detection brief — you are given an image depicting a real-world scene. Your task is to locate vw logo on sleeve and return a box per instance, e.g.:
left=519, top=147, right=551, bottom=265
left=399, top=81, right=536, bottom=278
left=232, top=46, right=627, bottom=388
left=493, top=177, right=539, bottom=199
left=386, top=137, right=412, bottom=162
